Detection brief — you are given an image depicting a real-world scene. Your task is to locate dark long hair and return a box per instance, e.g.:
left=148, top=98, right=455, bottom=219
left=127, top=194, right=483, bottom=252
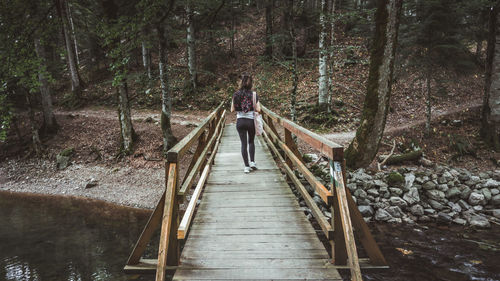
left=239, top=73, right=253, bottom=91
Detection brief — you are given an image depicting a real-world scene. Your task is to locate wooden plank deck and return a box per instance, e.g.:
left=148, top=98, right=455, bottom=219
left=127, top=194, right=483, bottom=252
left=173, top=124, right=341, bottom=281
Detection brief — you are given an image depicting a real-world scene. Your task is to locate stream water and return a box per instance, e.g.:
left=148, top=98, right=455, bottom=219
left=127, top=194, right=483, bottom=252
left=0, top=191, right=499, bottom=281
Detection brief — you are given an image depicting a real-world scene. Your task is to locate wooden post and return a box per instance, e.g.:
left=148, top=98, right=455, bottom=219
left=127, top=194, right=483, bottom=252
left=156, top=163, right=178, bottom=281
left=284, top=128, right=293, bottom=169
left=183, top=131, right=206, bottom=184
left=167, top=163, right=180, bottom=266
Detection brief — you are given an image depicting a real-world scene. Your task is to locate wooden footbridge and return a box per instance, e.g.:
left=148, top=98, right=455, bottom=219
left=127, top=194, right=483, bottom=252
left=124, top=103, right=388, bottom=280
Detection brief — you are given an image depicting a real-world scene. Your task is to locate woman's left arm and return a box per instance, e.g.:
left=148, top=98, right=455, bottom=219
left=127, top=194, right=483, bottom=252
left=231, top=98, right=235, bottom=112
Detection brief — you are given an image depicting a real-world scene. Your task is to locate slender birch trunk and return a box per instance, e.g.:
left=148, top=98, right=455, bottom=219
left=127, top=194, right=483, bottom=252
left=67, top=2, right=80, bottom=65
left=157, top=25, right=177, bottom=155
left=141, top=29, right=152, bottom=80
left=289, top=0, right=297, bottom=122
left=318, top=0, right=328, bottom=109
left=57, top=0, right=83, bottom=98
left=327, top=0, right=336, bottom=113
left=481, top=4, right=500, bottom=150
left=186, top=1, right=197, bottom=90
left=34, top=37, right=58, bottom=134
left=345, top=0, right=403, bottom=168
left=265, top=0, right=273, bottom=57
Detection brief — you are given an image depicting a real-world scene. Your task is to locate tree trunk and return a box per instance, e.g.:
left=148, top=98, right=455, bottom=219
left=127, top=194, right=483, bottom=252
left=117, top=76, right=135, bottom=154
left=158, top=25, right=178, bottom=155
left=57, top=0, right=83, bottom=98
left=345, top=0, right=403, bottom=169
left=265, top=0, right=273, bottom=57
left=476, top=39, right=483, bottom=63
left=289, top=0, right=297, bottom=122
left=186, top=1, right=197, bottom=90
left=142, top=28, right=152, bottom=80
left=425, top=68, right=432, bottom=135
left=34, top=37, right=58, bottom=134
left=26, top=93, right=43, bottom=155
left=481, top=4, right=500, bottom=150
left=230, top=2, right=236, bottom=57
left=67, top=2, right=80, bottom=66
left=318, top=0, right=329, bottom=109
left=327, top=0, right=336, bottom=113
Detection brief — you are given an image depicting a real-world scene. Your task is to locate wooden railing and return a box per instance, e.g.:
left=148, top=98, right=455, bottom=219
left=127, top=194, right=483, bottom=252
left=260, top=105, right=387, bottom=281
left=123, top=102, right=226, bottom=280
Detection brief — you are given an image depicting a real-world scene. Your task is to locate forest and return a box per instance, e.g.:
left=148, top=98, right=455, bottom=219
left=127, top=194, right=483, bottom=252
left=1, top=0, right=500, bottom=280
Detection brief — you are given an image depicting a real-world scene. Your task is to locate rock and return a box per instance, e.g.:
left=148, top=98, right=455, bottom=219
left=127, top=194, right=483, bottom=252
left=484, top=178, right=500, bottom=188
left=405, top=173, right=415, bottom=190
left=347, top=183, right=357, bottom=192
left=492, top=209, right=500, bottom=219
left=423, top=181, right=437, bottom=190
left=458, top=199, right=471, bottom=210
left=387, top=217, right=402, bottom=223
left=468, top=192, right=485, bottom=206
left=428, top=199, right=444, bottom=210
left=375, top=208, right=392, bottom=221
left=403, top=188, right=420, bottom=205
left=387, top=206, right=404, bottom=218
left=85, top=178, right=98, bottom=189
left=379, top=185, right=389, bottom=193
left=373, top=179, right=388, bottom=189
left=410, top=204, right=425, bottom=216
left=452, top=218, right=467, bottom=225
left=367, top=188, right=379, bottom=197
left=389, top=187, right=403, bottom=196
left=419, top=215, right=431, bottom=222
left=358, top=205, right=374, bottom=217
left=473, top=205, right=483, bottom=211
left=437, top=184, right=449, bottom=192
left=424, top=208, right=437, bottom=215
left=458, top=173, right=470, bottom=182
left=389, top=196, right=407, bottom=207
left=492, top=194, right=500, bottom=206
left=402, top=216, right=415, bottom=224
left=491, top=188, right=500, bottom=196
left=468, top=215, right=491, bottom=228
left=59, top=147, right=75, bottom=157
left=354, top=189, right=367, bottom=199
left=419, top=158, right=434, bottom=167
left=465, top=176, right=480, bottom=186
left=445, top=187, right=461, bottom=199
left=437, top=212, right=453, bottom=223
left=460, top=186, right=472, bottom=200
left=352, top=169, right=372, bottom=182
left=56, top=155, right=71, bottom=170
left=426, top=189, right=445, bottom=201
left=386, top=172, right=404, bottom=187
left=481, top=188, right=492, bottom=202
left=448, top=202, right=462, bottom=213
left=323, top=211, right=332, bottom=219
left=304, top=153, right=319, bottom=162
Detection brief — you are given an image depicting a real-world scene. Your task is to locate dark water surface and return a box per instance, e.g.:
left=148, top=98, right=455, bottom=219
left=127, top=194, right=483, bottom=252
left=0, top=192, right=157, bottom=281
left=1, top=191, right=499, bottom=281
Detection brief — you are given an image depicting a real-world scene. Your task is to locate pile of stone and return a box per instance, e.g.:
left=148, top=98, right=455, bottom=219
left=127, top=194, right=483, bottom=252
left=344, top=166, right=500, bottom=228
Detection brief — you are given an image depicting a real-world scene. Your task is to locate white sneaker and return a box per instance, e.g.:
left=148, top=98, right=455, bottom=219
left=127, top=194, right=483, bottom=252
left=250, top=162, right=257, bottom=170
left=244, top=167, right=251, bottom=173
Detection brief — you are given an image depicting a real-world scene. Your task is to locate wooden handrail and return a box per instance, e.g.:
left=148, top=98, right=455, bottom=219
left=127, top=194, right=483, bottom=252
left=178, top=110, right=226, bottom=239
left=167, top=102, right=223, bottom=163
left=261, top=105, right=343, bottom=160
left=260, top=104, right=388, bottom=281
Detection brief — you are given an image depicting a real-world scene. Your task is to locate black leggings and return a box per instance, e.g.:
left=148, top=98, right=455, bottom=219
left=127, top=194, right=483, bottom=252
left=236, top=118, right=255, bottom=167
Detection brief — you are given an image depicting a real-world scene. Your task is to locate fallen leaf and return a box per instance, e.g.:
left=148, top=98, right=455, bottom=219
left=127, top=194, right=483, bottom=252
left=396, top=248, right=413, bottom=256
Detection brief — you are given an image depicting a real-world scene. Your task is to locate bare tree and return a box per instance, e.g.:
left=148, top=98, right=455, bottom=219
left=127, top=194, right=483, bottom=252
left=318, top=0, right=329, bottom=109
left=481, top=2, right=500, bottom=150
left=186, top=0, right=197, bottom=90
left=345, top=0, right=403, bottom=168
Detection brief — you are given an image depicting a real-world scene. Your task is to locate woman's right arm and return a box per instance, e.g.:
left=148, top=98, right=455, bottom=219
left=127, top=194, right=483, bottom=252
left=231, top=97, right=235, bottom=112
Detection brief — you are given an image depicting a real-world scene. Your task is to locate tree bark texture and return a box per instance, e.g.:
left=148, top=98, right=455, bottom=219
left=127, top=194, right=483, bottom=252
left=67, top=2, right=80, bottom=65
left=327, top=0, right=336, bottom=112
left=345, top=0, right=403, bottom=169
left=186, top=1, right=197, bottom=90
left=57, top=0, right=82, bottom=97
left=265, top=0, right=273, bottom=57
left=142, top=31, right=152, bottom=79
left=34, top=37, right=58, bottom=134
left=318, top=0, right=329, bottom=108
left=481, top=4, right=500, bottom=150
left=425, top=68, right=431, bottom=135
left=289, top=0, right=297, bottom=122
left=117, top=77, right=135, bottom=154
left=158, top=25, right=178, bottom=155
left=26, top=93, right=43, bottom=155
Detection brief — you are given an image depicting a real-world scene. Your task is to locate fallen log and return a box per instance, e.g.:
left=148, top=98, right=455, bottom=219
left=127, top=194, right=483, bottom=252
left=384, top=149, right=423, bottom=165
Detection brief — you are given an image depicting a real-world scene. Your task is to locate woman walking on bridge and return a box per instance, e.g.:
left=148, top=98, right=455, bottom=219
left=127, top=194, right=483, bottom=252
left=231, top=73, right=261, bottom=173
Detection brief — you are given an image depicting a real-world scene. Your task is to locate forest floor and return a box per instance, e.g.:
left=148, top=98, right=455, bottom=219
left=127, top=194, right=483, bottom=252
left=1, top=6, right=499, bottom=208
